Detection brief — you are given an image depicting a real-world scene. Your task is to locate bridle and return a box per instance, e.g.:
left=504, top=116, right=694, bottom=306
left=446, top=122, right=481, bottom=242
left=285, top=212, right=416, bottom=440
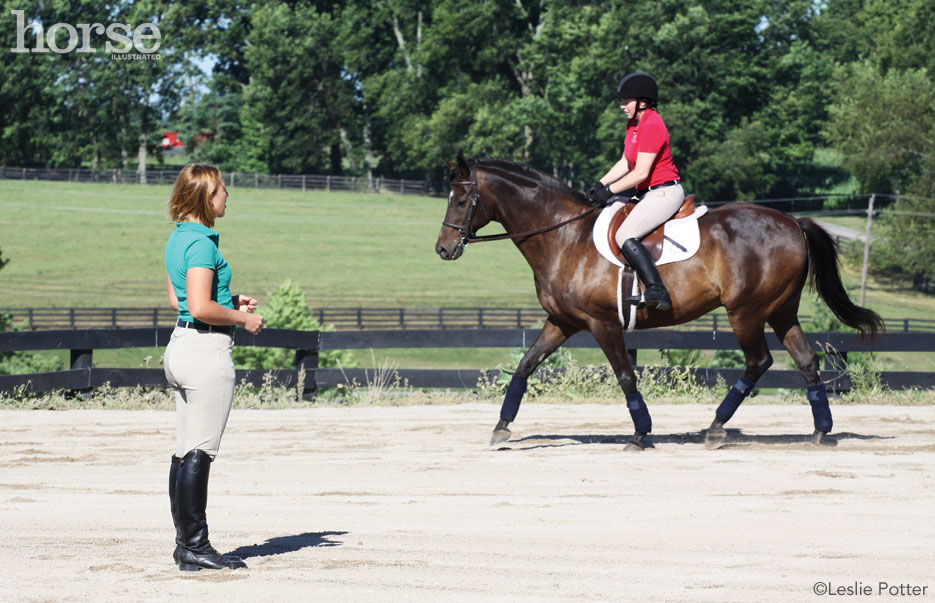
left=441, top=166, right=489, bottom=247
left=441, top=165, right=602, bottom=250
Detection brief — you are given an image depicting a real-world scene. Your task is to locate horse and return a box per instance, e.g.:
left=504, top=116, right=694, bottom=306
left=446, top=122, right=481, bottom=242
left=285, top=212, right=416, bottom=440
left=435, top=156, right=884, bottom=450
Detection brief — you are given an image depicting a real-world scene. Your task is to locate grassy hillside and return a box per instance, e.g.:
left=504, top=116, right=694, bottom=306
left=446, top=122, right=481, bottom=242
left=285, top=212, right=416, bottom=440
left=0, top=180, right=541, bottom=308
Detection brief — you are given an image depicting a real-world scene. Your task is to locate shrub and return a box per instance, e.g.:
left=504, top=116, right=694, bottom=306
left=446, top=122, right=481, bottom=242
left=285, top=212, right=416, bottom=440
left=232, top=280, right=357, bottom=370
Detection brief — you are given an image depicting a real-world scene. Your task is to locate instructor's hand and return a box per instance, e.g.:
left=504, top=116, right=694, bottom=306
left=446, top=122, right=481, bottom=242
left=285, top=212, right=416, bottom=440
left=236, top=295, right=259, bottom=313
left=242, top=312, right=265, bottom=335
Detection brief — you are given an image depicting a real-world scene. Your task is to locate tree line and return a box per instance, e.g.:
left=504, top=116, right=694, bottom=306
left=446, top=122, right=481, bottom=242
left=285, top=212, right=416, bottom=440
left=1, top=0, right=933, bottom=282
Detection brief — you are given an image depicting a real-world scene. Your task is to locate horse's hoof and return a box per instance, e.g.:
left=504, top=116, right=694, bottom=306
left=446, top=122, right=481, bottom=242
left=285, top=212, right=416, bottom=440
left=809, top=430, right=837, bottom=447
left=624, top=433, right=647, bottom=452
left=490, top=428, right=512, bottom=446
left=624, top=441, right=643, bottom=452
left=704, top=428, right=727, bottom=450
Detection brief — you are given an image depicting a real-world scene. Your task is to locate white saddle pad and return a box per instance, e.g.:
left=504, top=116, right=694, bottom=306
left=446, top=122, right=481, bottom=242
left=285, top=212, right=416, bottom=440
left=592, top=202, right=709, bottom=267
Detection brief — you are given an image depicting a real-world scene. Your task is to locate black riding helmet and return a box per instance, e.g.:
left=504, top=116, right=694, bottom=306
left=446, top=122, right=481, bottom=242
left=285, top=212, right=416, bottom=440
left=614, top=72, right=658, bottom=112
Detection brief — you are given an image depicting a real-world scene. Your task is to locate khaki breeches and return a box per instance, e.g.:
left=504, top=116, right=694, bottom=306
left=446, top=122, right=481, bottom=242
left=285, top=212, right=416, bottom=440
left=163, top=326, right=235, bottom=459
left=614, top=183, right=686, bottom=246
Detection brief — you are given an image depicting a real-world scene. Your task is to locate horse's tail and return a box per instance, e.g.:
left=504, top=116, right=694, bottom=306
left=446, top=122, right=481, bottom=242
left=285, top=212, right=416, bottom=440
left=798, top=217, right=885, bottom=340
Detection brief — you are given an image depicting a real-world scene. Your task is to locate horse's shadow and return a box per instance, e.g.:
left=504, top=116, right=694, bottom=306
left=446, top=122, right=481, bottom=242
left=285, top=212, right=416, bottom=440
left=503, top=430, right=889, bottom=450
left=225, top=531, right=347, bottom=560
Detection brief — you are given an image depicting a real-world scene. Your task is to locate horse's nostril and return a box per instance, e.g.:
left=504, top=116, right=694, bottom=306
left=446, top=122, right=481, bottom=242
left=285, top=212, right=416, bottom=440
left=436, top=244, right=448, bottom=259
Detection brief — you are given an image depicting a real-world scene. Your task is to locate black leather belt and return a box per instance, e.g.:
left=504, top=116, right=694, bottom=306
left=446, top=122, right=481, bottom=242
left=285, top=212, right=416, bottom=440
left=176, top=319, right=234, bottom=334
left=635, top=179, right=680, bottom=196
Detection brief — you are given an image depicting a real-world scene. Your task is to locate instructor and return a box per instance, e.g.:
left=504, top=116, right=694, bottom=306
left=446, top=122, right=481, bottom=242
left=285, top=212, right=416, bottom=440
left=163, top=163, right=264, bottom=571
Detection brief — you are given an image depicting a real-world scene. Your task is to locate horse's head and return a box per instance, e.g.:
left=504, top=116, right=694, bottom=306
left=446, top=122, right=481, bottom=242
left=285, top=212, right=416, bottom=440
left=435, top=155, right=493, bottom=261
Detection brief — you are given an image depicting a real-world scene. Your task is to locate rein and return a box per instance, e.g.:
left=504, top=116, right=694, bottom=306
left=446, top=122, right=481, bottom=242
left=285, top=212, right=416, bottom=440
left=443, top=166, right=601, bottom=246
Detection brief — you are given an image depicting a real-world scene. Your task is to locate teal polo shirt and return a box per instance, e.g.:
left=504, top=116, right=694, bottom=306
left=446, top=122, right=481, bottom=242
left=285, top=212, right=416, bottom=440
left=165, top=222, right=234, bottom=324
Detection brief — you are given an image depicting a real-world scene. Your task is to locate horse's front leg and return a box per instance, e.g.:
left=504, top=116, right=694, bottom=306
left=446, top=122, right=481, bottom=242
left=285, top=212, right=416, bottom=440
left=588, top=319, right=650, bottom=451
left=491, top=317, right=577, bottom=445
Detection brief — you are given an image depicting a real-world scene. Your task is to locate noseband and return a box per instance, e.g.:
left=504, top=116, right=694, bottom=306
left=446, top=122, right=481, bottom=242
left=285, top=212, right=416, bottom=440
left=441, top=165, right=602, bottom=251
left=441, top=166, right=489, bottom=248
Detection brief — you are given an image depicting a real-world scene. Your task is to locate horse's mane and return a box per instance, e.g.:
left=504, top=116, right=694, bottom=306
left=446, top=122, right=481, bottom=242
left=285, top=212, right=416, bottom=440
left=470, top=157, right=584, bottom=199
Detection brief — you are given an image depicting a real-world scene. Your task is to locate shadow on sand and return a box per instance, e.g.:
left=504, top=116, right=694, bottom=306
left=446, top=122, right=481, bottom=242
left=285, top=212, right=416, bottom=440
left=226, top=531, right=347, bottom=560
left=499, top=430, right=889, bottom=451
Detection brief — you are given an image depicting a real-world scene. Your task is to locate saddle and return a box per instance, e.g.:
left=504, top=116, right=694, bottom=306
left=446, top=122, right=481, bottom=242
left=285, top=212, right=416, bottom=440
left=607, top=194, right=696, bottom=265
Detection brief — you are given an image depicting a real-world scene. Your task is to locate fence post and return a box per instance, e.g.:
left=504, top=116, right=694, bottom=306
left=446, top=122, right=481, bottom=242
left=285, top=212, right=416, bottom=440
left=294, top=343, right=319, bottom=402
left=69, top=308, right=76, bottom=329
left=478, top=308, right=484, bottom=329
left=326, top=175, right=331, bottom=191
left=399, top=308, right=405, bottom=328
left=112, top=308, right=117, bottom=328
left=255, top=173, right=259, bottom=188
left=357, top=308, right=363, bottom=329
left=70, top=348, right=93, bottom=398
left=278, top=174, right=282, bottom=188
left=302, top=174, right=307, bottom=191
left=628, top=349, right=638, bottom=366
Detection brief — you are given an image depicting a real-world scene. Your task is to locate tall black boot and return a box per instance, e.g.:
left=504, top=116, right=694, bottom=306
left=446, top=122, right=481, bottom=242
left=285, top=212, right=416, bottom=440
left=174, top=449, right=247, bottom=571
left=169, top=455, right=181, bottom=543
left=621, top=238, right=672, bottom=311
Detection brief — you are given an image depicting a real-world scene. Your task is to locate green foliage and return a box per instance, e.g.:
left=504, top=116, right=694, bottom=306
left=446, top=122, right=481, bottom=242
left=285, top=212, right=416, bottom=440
left=232, top=280, right=357, bottom=370
left=842, top=352, right=886, bottom=400
left=483, top=345, right=574, bottom=397
left=659, top=348, right=701, bottom=367
left=807, top=299, right=847, bottom=332
left=872, top=197, right=935, bottom=282
left=709, top=349, right=746, bottom=370
left=3, top=0, right=934, bottom=203
left=825, top=62, right=934, bottom=194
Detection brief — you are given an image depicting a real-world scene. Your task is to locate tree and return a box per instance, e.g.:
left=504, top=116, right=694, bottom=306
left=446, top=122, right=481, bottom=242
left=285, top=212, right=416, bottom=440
left=824, top=63, right=934, bottom=194
left=232, top=3, right=362, bottom=174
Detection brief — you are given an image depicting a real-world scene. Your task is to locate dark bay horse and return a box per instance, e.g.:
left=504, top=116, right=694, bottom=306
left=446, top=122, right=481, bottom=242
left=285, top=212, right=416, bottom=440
left=435, top=156, right=884, bottom=450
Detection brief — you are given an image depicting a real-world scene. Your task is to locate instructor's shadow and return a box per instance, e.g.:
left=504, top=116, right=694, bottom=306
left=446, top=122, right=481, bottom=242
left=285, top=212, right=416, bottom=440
left=226, top=531, right=347, bottom=559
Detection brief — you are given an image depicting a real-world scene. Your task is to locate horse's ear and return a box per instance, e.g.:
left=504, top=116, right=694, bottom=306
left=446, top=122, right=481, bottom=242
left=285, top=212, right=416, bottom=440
left=444, top=159, right=457, bottom=171
left=456, top=153, right=470, bottom=173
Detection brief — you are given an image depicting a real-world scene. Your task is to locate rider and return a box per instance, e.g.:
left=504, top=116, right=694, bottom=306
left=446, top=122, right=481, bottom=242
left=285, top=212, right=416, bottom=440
left=587, top=72, right=683, bottom=311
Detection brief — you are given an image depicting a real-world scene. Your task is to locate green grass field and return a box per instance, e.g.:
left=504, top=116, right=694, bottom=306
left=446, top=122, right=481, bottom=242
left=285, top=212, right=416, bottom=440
left=1, top=179, right=933, bottom=373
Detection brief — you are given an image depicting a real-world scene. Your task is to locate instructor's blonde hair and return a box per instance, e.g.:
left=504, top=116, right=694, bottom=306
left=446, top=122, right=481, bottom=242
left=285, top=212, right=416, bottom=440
left=168, top=163, right=223, bottom=227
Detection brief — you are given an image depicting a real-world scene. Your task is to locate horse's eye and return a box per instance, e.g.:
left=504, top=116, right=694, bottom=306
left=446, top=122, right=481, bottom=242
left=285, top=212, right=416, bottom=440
left=456, top=197, right=467, bottom=207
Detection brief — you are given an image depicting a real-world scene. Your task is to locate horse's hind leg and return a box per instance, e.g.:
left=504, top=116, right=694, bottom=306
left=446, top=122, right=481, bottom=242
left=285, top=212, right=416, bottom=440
left=769, top=314, right=835, bottom=446
left=588, top=319, right=651, bottom=451
left=490, top=317, right=578, bottom=445
left=705, top=313, right=773, bottom=449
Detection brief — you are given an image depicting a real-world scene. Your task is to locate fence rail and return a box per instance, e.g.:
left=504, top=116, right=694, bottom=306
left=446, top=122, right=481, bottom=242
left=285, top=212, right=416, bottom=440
left=3, top=306, right=934, bottom=333
left=0, top=166, right=434, bottom=195
left=1, top=328, right=933, bottom=398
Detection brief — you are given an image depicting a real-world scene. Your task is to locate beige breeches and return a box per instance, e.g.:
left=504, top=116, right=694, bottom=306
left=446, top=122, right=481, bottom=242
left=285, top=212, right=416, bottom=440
left=163, top=326, right=235, bottom=459
left=614, top=183, right=685, bottom=246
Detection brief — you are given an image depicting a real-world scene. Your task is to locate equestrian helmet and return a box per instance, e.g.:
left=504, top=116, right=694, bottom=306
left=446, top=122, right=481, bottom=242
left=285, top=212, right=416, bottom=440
left=614, top=72, right=658, bottom=101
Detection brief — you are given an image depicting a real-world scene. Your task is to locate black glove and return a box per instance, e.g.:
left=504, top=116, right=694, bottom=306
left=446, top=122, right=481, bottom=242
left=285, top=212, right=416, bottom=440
left=587, top=181, right=613, bottom=206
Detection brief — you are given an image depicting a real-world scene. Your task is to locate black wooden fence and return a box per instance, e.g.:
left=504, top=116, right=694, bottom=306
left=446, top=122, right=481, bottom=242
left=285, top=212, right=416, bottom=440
left=4, top=306, right=934, bottom=333
left=0, top=166, right=432, bottom=195
left=2, top=328, right=933, bottom=399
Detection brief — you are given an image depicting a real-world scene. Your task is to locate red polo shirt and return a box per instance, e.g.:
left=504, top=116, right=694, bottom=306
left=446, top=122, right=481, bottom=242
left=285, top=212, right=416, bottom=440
left=623, top=108, right=680, bottom=189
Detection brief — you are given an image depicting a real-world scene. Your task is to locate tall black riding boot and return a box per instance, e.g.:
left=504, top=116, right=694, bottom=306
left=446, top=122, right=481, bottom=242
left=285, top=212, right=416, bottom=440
left=621, top=238, right=672, bottom=311
left=169, top=455, right=181, bottom=543
left=174, top=449, right=247, bottom=571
